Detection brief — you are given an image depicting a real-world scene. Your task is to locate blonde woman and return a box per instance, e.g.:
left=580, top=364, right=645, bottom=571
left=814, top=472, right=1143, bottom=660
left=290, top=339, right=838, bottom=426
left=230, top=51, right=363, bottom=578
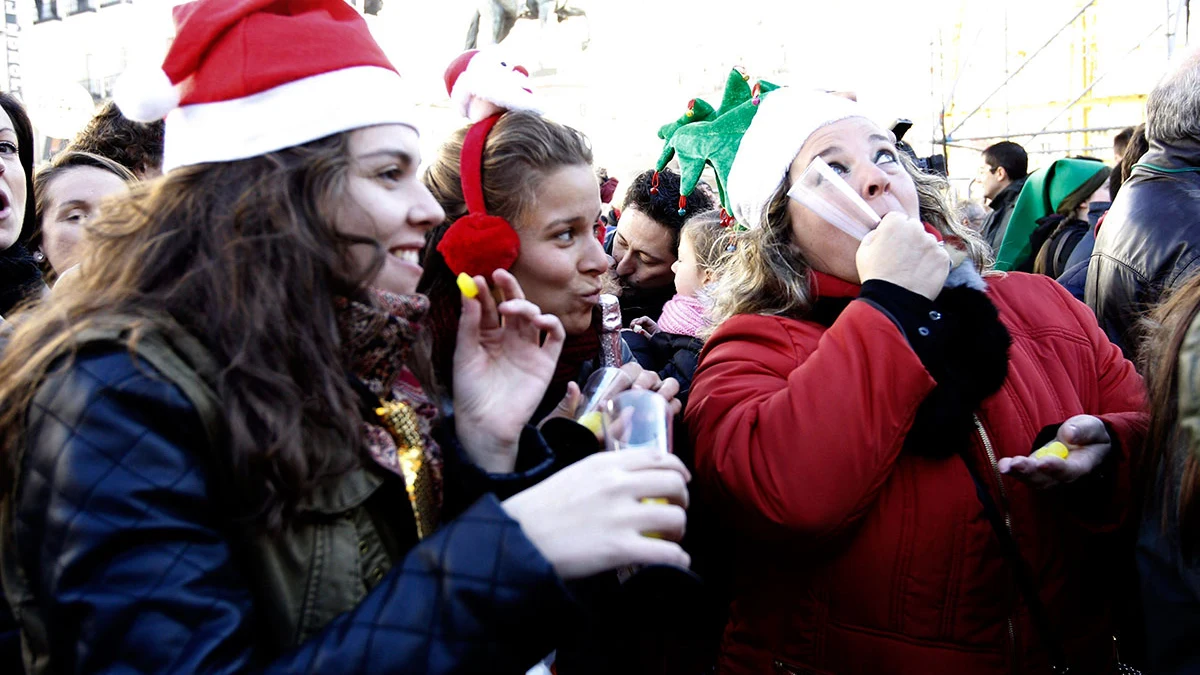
left=686, top=88, right=1145, bottom=674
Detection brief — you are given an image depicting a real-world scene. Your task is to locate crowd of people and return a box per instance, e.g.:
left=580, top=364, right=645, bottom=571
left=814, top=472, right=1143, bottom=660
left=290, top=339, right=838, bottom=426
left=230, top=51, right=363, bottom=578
left=1, top=1, right=1200, bottom=674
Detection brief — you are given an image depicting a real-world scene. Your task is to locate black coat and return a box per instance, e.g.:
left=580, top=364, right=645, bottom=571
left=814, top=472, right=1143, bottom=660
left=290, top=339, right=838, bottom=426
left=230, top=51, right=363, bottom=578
left=4, top=347, right=572, bottom=674
left=1086, top=138, right=1200, bottom=357
left=981, top=177, right=1026, bottom=252
left=623, top=329, right=704, bottom=410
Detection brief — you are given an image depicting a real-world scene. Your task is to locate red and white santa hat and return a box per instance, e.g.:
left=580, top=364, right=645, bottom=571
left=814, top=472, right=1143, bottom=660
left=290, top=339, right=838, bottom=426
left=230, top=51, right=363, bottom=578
left=443, top=48, right=541, bottom=123
left=114, top=0, right=415, bottom=173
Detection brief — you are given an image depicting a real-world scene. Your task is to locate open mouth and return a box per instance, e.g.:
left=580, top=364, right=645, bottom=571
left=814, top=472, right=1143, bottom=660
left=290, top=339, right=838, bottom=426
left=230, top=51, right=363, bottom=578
left=0, top=191, right=11, bottom=213
left=389, top=247, right=421, bottom=265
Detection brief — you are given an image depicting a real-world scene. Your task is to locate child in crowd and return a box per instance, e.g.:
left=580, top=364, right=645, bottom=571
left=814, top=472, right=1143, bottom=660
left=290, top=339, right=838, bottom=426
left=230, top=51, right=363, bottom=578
left=629, top=208, right=730, bottom=407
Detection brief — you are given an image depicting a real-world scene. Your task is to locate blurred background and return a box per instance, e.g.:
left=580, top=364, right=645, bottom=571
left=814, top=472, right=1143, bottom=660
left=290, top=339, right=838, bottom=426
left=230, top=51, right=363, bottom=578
left=6, top=0, right=1196, bottom=201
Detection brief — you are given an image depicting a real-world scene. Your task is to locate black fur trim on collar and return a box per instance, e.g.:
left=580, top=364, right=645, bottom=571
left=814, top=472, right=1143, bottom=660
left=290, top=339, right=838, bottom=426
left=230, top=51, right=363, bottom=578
left=903, top=285, right=1011, bottom=459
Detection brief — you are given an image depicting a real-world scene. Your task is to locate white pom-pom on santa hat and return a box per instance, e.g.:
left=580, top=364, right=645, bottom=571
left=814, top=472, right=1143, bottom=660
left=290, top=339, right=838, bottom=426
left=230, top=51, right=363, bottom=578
left=444, top=49, right=541, bottom=123
left=113, top=63, right=181, bottom=123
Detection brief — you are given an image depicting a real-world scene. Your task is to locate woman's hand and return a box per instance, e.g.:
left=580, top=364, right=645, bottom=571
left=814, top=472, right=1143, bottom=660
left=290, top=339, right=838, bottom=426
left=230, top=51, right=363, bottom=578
left=997, top=415, right=1112, bottom=489
left=454, top=269, right=566, bottom=473
left=502, top=448, right=691, bottom=579
left=538, top=361, right=682, bottom=436
left=618, top=362, right=683, bottom=416
left=856, top=213, right=950, bottom=300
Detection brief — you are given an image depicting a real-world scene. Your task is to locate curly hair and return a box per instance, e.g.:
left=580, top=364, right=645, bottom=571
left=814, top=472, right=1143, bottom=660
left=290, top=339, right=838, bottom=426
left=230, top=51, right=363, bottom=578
left=68, top=100, right=165, bottom=177
left=622, top=168, right=715, bottom=259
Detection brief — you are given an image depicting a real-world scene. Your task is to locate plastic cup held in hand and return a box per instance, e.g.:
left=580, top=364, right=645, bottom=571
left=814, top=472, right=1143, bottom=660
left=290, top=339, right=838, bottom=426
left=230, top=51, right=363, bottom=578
left=602, top=388, right=673, bottom=455
left=574, top=367, right=634, bottom=434
left=787, top=156, right=881, bottom=241
left=603, top=389, right=673, bottom=533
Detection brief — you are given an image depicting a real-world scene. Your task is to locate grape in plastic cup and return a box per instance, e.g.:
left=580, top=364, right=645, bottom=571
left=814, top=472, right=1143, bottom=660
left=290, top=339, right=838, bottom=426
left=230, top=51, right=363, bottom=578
left=787, top=156, right=880, bottom=240
left=574, top=367, right=633, bottom=434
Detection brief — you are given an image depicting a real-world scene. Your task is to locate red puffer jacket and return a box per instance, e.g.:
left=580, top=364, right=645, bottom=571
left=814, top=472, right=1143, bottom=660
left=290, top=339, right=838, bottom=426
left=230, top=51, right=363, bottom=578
left=686, top=273, right=1145, bottom=675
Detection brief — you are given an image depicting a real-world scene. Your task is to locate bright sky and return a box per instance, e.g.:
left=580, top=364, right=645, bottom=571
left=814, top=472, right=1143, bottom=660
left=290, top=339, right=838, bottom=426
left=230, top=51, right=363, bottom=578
left=15, top=0, right=1193, bottom=195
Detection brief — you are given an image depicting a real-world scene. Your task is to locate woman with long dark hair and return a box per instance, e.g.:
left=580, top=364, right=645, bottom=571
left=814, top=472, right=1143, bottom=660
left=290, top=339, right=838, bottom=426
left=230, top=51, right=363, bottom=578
left=0, top=4, right=689, bottom=673
left=1137, top=273, right=1200, bottom=673
left=0, top=92, right=41, bottom=321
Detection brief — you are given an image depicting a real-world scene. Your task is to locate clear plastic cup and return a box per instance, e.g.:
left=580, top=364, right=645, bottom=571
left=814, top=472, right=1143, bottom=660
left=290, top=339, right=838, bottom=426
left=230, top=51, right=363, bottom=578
left=603, top=389, right=674, bottom=543
left=787, top=156, right=881, bottom=240
left=574, top=367, right=633, bottom=435
left=601, top=389, right=672, bottom=455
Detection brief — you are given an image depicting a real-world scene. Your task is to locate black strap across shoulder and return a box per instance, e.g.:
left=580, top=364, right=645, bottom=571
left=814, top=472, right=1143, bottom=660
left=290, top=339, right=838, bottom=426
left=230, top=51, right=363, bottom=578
left=957, top=453, right=1071, bottom=674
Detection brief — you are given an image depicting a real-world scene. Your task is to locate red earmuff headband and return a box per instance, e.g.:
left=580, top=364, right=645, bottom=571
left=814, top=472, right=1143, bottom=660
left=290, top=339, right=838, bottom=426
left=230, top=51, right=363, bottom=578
left=435, top=113, right=522, bottom=278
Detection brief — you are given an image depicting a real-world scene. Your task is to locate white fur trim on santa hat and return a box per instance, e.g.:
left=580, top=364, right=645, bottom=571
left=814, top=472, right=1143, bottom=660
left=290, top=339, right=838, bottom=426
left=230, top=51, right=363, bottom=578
left=726, top=88, right=866, bottom=230
left=114, top=64, right=181, bottom=123
left=162, top=66, right=414, bottom=173
left=449, top=51, right=540, bottom=122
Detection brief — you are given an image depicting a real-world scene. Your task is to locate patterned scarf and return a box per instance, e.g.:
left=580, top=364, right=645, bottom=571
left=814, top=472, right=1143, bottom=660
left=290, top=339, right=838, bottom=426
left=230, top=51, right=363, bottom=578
left=335, top=289, right=443, bottom=539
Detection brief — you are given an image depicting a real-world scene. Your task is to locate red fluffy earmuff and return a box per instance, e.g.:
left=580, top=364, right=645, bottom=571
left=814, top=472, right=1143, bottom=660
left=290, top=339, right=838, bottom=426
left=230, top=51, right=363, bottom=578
left=436, top=113, right=521, bottom=277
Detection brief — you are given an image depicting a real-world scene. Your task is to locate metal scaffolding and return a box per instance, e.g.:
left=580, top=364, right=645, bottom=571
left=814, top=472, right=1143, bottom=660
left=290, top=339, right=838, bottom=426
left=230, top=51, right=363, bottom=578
left=932, top=0, right=1191, bottom=172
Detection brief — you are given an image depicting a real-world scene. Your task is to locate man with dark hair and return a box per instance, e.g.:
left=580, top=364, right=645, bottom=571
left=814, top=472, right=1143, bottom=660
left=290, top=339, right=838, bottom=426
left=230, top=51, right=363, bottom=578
left=608, top=168, right=714, bottom=324
left=67, top=101, right=165, bottom=180
left=1087, top=47, right=1200, bottom=357
left=978, top=140, right=1029, bottom=251
left=1113, top=125, right=1135, bottom=163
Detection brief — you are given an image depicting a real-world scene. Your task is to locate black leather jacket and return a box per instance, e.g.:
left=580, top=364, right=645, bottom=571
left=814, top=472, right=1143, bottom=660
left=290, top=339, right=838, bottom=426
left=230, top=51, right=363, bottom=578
left=2, top=344, right=573, bottom=674
left=1086, top=138, right=1200, bottom=357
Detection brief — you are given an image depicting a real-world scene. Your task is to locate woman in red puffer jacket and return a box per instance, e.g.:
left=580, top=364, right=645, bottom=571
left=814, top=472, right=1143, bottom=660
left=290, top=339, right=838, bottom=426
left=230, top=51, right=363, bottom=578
left=686, top=88, right=1146, bottom=675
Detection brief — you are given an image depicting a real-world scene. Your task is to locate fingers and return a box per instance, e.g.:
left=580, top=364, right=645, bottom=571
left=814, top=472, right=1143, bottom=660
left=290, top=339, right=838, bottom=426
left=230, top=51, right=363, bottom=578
left=497, top=299, right=546, bottom=343
left=620, top=362, right=659, bottom=391
left=607, top=447, right=692, bottom=482
left=473, top=274, right=501, bottom=329
left=457, top=287, right=482, bottom=353
left=491, top=268, right=526, bottom=302
left=629, top=501, right=688, bottom=541
left=557, top=381, right=582, bottom=418
left=656, top=377, right=680, bottom=400
left=1058, top=414, right=1110, bottom=447
left=625, top=469, right=690, bottom=509
left=999, top=448, right=1103, bottom=488
left=998, top=456, right=1060, bottom=489
left=621, top=536, right=691, bottom=569
left=495, top=300, right=567, bottom=356
left=533, top=313, right=566, bottom=357
left=622, top=364, right=660, bottom=390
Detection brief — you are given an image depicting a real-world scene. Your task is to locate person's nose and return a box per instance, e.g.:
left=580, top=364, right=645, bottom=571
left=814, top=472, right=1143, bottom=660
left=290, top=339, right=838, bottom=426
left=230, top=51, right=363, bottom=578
left=580, top=234, right=609, bottom=275
left=408, top=184, right=446, bottom=233
left=614, top=249, right=636, bottom=278
left=859, top=163, right=892, bottom=201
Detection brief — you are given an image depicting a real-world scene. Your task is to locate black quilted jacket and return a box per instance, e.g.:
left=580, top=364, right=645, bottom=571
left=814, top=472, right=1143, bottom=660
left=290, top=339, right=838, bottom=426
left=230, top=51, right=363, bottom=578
left=2, top=346, right=574, bottom=674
